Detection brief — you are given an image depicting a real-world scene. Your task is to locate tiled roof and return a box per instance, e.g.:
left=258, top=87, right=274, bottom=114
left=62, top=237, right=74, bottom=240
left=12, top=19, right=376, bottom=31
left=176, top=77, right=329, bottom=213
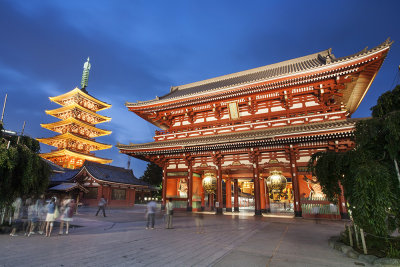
left=48, top=182, right=88, bottom=192
left=50, top=169, right=80, bottom=183
left=83, top=161, right=149, bottom=186
left=160, top=49, right=332, bottom=100
left=127, top=39, right=391, bottom=106
left=118, top=118, right=363, bottom=153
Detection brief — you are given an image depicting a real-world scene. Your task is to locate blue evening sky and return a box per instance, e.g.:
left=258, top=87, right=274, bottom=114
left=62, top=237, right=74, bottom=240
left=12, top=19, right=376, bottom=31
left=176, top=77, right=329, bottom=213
left=1, top=0, right=399, bottom=177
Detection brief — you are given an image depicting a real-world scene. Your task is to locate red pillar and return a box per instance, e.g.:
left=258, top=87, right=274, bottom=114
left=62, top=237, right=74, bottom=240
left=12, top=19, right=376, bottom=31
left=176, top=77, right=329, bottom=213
left=289, top=146, right=302, bottom=217
left=187, top=160, right=193, bottom=212
left=201, top=184, right=205, bottom=211
left=216, top=165, right=223, bottom=214
left=162, top=164, right=167, bottom=210
left=226, top=178, right=232, bottom=212
left=209, top=193, right=214, bottom=211
left=253, top=164, right=261, bottom=216
left=259, top=177, right=266, bottom=213
left=234, top=179, right=239, bottom=212
left=265, top=183, right=271, bottom=212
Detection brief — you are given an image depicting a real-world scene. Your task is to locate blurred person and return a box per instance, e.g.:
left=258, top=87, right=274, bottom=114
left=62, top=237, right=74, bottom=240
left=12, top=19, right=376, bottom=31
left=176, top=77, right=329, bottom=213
left=95, top=196, right=107, bottom=217
left=22, top=198, right=32, bottom=236
left=165, top=198, right=174, bottom=229
left=27, top=199, right=39, bottom=237
left=9, top=197, right=22, bottom=237
left=59, top=199, right=75, bottom=235
left=146, top=200, right=157, bottom=229
left=37, top=195, right=47, bottom=235
left=45, top=197, right=57, bottom=237
left=195, top=213, right=204, bottom=234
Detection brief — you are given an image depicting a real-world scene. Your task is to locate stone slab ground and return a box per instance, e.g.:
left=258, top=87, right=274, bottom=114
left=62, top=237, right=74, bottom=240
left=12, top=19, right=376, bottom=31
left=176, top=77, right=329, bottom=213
left=0, top=206, right=369, bottom=266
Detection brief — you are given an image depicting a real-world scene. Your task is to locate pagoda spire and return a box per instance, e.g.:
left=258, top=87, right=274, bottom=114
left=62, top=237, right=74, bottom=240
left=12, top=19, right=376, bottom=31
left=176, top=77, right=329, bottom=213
left=81, top=57, right=91, bottom=90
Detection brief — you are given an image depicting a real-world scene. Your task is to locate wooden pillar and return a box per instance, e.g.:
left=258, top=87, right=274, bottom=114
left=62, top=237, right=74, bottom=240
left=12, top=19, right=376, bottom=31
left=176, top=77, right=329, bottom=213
left=187, top=159, right=193, bottom=212
left=234, top=179, right=239, bottom=212
left=265, top=183, right=271, bottom=212
left=259, top=177, right=266, bottom=213
left=253, top=162, right=262, bottom=216
left=289, top=146, right=302, bottom=217
left=338, top=182, right=349, bottom=219
left=226, top=178, right=232, bottom=212
left=201, top=184, right=205, bottom=211
left=162, top=163, right=167, bottom=210
left=209, top=193, right=214, bottom=211
left=216, top=164, right=223, bottom=214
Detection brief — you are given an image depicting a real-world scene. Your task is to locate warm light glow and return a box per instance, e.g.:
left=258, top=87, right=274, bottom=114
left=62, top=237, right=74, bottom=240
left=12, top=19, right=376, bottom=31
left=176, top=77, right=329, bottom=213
left=202, top=172, right=217, bottom=194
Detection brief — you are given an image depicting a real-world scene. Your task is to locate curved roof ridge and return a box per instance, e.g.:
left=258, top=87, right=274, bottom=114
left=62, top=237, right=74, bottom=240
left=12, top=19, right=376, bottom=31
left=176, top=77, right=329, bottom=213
left=169, top=49, right=330, bottom=93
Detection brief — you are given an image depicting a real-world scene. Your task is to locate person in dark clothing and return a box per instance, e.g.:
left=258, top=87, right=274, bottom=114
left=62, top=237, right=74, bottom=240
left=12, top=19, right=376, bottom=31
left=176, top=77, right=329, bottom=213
left=95, top=196, right=107, bottom=217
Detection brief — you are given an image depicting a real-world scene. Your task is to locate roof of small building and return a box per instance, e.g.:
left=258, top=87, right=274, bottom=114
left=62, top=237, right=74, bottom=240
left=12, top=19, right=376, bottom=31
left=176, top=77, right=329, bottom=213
left=48, top=182, right=88, bottom=193
left=47, top=161, right=149, bottom=187
left=50, top=169, right=80, bottom=183
left=82, top=161, right=149, bottom=186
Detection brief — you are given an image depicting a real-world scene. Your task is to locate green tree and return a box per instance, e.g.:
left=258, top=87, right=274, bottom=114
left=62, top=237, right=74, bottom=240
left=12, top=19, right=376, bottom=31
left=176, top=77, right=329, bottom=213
left=141, top=162, right=162, bottom=187
left=0, top=131, right=51, bottom=210
left=308, top=85, right=400, bottom=237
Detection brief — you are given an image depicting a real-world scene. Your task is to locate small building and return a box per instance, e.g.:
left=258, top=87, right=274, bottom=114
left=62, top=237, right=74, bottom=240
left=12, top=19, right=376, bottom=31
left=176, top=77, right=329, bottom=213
left=48, top=161, right=153, bottom=207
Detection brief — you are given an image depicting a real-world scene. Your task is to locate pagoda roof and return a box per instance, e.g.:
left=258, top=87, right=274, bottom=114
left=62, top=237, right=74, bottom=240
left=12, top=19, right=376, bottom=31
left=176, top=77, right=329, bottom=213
left=45, top=103, right=112, bottom=124
left=126, top=39, right=392, bottom=114
left=49, top=87, right=111, bottom=111
left=118, top=118, right=362, bottom=154
left=78, top=161, right=149, bottom=186
left=37, top=132, right=112, bottom=151
left=39, top=149, right=112, bottom=164
left=40, top=117, right=112, bottom=137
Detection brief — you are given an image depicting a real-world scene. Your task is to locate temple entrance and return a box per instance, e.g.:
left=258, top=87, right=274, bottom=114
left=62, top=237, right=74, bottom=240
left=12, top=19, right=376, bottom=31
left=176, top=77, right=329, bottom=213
left=237, top=179, right=255, bottom=212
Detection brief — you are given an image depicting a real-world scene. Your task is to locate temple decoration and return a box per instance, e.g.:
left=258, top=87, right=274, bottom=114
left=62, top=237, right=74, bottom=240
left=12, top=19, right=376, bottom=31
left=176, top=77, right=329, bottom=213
left=266, top=170, right=287, bottom=194
left=118, top=39, right=392, bottom=217
left=202, top=172, right=217, bottom=194
left=38, top=58, right=112, bottom=169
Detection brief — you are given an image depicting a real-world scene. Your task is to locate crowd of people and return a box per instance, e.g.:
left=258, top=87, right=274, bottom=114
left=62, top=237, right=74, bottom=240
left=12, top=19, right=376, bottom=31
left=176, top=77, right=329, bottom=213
left=9, top=195, right=76, bottom=237
left=8, top=196, right=204, bottom=236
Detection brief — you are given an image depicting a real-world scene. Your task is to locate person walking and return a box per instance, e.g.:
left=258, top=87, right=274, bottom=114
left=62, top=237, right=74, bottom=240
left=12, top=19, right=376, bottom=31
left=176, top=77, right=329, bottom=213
left=165, top=198, right=174, bottom=229
left=27, top=199, right=39, bottom=237
left=95, top=196, right=107, bottom=217
left=45, top=197, right=57, bottom=237
left=146, top=200, right=157, bottom=229
left=59, top=199, right=75, bottom=235
left=9, top=197, right=22, bottom=237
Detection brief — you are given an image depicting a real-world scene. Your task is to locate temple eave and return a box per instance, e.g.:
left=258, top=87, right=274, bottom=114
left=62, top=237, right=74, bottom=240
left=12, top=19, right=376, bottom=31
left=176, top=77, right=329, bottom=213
left=40, top=149, right=112, bottom=164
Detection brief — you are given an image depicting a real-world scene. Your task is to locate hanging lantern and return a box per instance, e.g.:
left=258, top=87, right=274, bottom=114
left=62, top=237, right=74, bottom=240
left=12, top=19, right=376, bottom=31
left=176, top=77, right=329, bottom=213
left=202, top=172, right=217, bottom=194
left=266, top=170, right=287, bottom=193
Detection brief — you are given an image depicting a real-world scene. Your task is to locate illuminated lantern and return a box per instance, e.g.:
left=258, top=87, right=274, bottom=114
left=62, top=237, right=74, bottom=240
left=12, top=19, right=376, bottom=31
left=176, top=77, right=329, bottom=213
left=202, top=172, right=217, bottom=194
left=266, top=170, right=287, bottom=193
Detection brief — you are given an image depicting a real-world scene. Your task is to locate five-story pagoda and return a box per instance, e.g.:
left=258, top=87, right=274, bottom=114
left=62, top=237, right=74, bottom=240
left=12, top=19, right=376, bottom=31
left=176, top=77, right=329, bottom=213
left=38, top=58, right=112, bottom=169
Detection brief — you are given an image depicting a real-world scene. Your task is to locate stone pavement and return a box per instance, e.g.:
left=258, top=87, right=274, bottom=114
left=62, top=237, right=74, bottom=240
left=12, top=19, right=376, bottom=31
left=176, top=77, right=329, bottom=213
left=0, top=205, right=369, bottom=267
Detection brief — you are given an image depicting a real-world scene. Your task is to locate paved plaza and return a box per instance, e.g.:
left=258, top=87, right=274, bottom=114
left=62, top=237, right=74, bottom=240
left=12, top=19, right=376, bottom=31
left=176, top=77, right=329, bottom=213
left=1, top=205, right=367, bottom=267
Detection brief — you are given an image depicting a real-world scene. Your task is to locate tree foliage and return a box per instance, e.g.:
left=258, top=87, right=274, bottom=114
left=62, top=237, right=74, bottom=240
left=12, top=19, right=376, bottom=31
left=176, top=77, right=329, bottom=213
left=141, top=162, right=162, bottom=187
left=0, top=132, right=51, bottom=208
left=308, top=85, right=400, bottom=237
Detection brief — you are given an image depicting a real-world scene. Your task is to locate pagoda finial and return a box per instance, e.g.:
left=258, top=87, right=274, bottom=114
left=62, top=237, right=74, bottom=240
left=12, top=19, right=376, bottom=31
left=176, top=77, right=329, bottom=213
left=81, top=57, right=91, bottom=90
